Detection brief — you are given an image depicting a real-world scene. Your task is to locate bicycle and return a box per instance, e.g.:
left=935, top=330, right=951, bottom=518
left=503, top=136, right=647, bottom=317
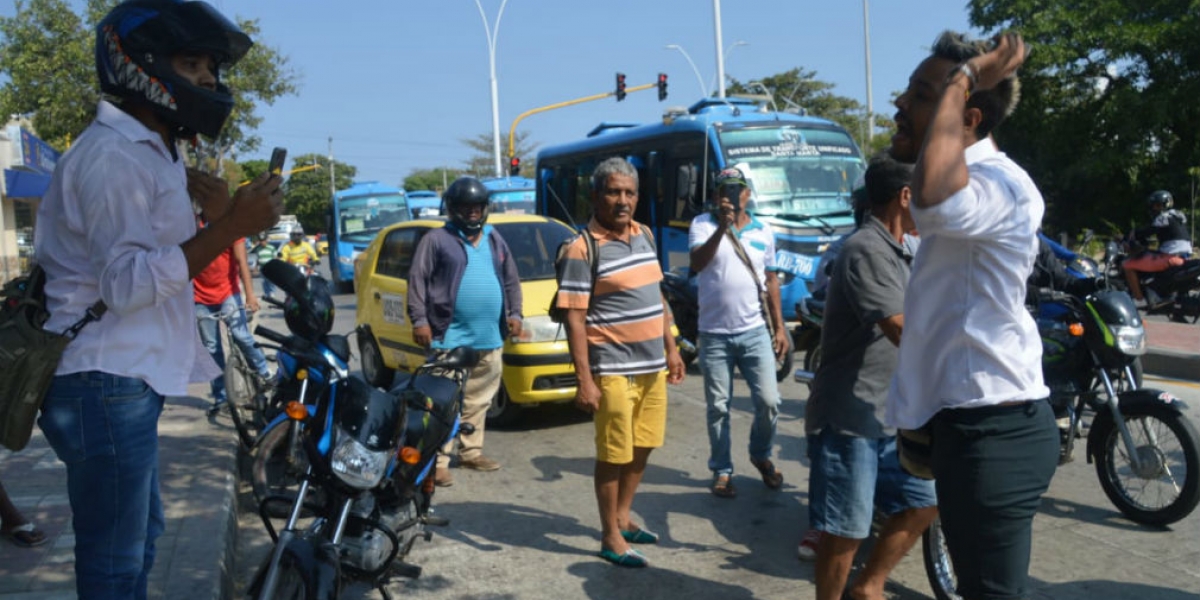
left=197, top=304, right=280, bottom=449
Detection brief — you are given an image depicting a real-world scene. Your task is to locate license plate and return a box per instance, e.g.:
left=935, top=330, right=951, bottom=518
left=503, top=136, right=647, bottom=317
left=775, top=250, right=818, bottom=279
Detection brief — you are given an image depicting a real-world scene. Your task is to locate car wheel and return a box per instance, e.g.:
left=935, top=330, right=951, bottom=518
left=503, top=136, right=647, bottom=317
left=486, top=384, right=521, bottom=427
left=359, top=330, right=395, bottom=388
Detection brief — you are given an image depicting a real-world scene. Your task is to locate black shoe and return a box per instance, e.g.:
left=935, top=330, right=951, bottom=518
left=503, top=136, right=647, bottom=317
left=207, top=403, right=224, bottom=417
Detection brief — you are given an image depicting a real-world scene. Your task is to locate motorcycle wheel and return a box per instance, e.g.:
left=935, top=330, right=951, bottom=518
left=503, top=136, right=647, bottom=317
left=223, top=349, right=258, bottom=450
left=803, top=343, right=822, bottom=376
left=251, top=424, right=313, bottom=519
left=775, top=347, right=794, bottom=383
left=921, top=516, right=961, bottom=600
left=1093, top=401, right=1200, bottom=526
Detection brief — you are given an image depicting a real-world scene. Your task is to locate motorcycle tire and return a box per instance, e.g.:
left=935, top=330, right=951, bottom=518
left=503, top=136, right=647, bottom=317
left=251, top=423, right=313, bottom=519
left=223, top=350, right=258, bottom=450
left=775, top=347, right=793, bottom=383
left=921, top=516, right=961, bottom=600
left=803, top=343, right=822, bottom=376
left=1093, top=401, right=1200, bottom=526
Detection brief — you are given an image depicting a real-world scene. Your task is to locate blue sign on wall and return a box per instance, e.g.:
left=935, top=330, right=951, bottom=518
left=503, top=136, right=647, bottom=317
left=4, top=126, right=60, bottom=198
left=16, top=126, right=60, bottom=174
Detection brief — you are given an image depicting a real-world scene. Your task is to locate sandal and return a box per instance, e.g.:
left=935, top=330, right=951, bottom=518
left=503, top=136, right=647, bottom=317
left=598, top=547, right=648, bottom=568
left=711, top=473, right=737, bottom=498
left=2, top=523, right=48, bottom=548
left=750, top=458, right=784, bottom=489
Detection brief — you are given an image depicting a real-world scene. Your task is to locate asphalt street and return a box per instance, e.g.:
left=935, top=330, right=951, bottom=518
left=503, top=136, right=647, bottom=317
left=232, top=272, right=1200, bottom=600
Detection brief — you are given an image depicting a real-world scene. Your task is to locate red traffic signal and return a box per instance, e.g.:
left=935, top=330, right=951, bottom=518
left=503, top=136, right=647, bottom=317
left=657, top=73, right=668, bottom=101
left=509, top=156, right=521, bottom=176
left=615, top=72, right=627, bottom=102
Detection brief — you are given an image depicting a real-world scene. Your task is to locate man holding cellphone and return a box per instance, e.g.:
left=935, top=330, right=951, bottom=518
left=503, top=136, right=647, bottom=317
left=688, top=167, right=790, bottom=499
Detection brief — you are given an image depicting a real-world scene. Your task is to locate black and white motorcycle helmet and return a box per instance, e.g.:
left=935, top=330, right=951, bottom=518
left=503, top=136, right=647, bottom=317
left=1146, top=190, right=1174, bottom=211
left=95, top=0, right=252, bottom=138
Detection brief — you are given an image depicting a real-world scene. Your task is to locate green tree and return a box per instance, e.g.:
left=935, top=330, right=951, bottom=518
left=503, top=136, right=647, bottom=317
left=726, top=69, right=893, bottom=153
left=280, top=153, right=357, bottom=234
left=966, top=0, right=1200, bottom=234
left=404, top=168, right=462, bottom=192
left=460, top=130, right=538, bottom=177
left=0, top=0, right=298, bottom=160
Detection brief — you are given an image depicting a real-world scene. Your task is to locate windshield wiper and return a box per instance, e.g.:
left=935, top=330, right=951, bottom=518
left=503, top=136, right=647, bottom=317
left=767, top=210, right=852, bottom=235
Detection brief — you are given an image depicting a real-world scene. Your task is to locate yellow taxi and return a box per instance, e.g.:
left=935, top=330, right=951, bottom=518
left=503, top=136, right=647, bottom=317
left=354, top=214, right=578, bottom=425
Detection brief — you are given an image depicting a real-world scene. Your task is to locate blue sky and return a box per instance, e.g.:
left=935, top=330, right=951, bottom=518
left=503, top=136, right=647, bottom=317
left=6, top=0, right=978, bottom=185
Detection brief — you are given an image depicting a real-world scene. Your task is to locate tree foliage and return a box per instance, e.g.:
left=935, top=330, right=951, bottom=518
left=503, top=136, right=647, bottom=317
left=460, top=130, right=538, bottom=178
left=403, top=168, right=463, bottom=192
left=0, top=0, right=298, bottom=160
left=279, top=153, right=357, bottom=234
left=967, top=0, right=1200, bottom=234
left=725, top=69, right=894, bottom=154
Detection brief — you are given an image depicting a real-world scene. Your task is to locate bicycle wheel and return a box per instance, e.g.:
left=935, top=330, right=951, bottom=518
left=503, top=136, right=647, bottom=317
left=223, top=341, right=258, bottom=449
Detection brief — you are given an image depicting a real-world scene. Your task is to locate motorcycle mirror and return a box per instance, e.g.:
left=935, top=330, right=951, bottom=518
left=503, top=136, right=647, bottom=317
left=262, top=260, right=308, bottom=299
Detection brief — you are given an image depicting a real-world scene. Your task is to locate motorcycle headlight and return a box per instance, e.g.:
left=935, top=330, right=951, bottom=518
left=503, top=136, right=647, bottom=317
left=511, top=315, right=567, bottom=344
left=330, top=427, right=391, bottom=489
left=1109, top=324, right=1147, bottom=356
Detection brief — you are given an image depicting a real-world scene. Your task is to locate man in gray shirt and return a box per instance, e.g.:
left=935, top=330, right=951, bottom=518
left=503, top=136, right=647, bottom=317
left=804, top=154, right=938, bottom=600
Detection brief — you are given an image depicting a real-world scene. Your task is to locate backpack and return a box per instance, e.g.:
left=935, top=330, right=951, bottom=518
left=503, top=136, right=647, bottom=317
left=0, top=265, right=104, bottom=451
left=548, top=232, right=599, bottom=324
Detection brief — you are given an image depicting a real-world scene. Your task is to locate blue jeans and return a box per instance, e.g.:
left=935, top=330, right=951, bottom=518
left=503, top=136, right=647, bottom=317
left=699, top=327, right=781, bottom=475
left=261, top=274, right=276, bottom=298
left=38, top=372, right=165, bottom=600
left=195, top=295, right=270, bottom=405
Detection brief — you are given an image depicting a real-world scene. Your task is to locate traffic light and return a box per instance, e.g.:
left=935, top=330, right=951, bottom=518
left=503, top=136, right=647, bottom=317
left=657, top=73, right=668, bottom=101
left=509, top=156, right=520, bottom=176
left=615, top=72, right=627, bottom=101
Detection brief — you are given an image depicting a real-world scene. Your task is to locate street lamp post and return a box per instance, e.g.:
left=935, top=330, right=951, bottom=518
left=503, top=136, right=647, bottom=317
left=710, top=40, right=748, bottom=95
left=474, top=0, right=509, bottom=178
left=862, top=0, right=874, bottom=148
left=665, top=44, right=708, bottom=98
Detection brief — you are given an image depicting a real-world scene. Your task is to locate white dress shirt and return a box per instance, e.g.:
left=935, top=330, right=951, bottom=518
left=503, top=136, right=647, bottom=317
left=886, top=139, right=1050, bottom=430
left=35, top=101, right=218, bottom=396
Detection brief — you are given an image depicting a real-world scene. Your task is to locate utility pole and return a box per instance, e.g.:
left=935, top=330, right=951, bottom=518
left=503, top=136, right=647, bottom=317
left=713, top=0, right=726, bottom=98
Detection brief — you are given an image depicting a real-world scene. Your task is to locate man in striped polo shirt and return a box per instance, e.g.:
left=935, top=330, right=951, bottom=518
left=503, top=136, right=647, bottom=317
left=408, top=177, right=523, bottom=487
left=557, top=157, right=686, bottom=568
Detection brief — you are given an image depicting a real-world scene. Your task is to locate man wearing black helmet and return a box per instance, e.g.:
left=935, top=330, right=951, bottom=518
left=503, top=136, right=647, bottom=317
left=32, top=1, right=282, bottom=597
left=1123, top=190, right=1193, bottom=308
left=408, top=177, right=523, bottom=487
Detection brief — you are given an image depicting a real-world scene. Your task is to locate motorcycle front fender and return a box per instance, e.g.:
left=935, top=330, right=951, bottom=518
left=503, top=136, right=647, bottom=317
left=1086, top=388, right=1189, bottom=462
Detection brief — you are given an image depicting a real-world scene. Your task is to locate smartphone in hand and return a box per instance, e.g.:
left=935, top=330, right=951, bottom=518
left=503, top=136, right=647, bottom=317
left=268, top=147, right=287, bottom=176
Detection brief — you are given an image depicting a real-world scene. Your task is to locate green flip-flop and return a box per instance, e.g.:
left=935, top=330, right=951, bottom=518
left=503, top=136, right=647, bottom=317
left=620, top=527, right=660, bottom=544
left=598, top=547, right=648, bottom=568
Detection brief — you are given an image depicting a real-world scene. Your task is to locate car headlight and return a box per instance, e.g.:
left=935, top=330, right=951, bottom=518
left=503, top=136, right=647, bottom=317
left=330, top=427, right=391, bottom=489
left=512, top=315, right=567, bottom=344
left=1109, top=325, right=1146, bottom=356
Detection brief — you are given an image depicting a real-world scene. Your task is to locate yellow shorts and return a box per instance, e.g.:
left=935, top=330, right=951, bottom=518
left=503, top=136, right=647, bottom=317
left=594, top=371, right=668, bottom=464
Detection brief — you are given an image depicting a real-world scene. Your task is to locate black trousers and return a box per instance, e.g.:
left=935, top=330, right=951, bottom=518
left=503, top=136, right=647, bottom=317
left=931, top=400, right=1059, bottom=600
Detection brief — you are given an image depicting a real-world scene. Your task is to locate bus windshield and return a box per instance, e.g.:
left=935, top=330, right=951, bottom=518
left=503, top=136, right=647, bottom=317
left=489, top=189, right=535, bottom=215
left=337, top=194, right=408, bottom=244
left=718, top=125, right=864, bottom=218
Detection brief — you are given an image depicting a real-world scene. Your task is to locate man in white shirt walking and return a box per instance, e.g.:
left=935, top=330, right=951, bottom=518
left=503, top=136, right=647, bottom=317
left=886, top=31, right=1058, bottom=600
left=33, top=2, right=282, bottom=597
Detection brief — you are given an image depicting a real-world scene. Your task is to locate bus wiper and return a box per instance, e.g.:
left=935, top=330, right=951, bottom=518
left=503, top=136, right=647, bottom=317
left=770, top=210, right=852, bottom=235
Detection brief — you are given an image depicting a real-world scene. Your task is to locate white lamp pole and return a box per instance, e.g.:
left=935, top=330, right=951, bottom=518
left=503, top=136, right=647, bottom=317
left=666, top=45, right=708, bottom=97
left=474, top=0, right=509, bottom=178
left=862, top=0, right=874, bottom=148
left=713, top=0, right=727, bottom=98
left=710, top=40, right=748, bottom=94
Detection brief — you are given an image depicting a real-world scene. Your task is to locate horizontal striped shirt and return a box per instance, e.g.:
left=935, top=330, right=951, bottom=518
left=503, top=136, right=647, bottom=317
left=557, top=220, right=666, bottom=376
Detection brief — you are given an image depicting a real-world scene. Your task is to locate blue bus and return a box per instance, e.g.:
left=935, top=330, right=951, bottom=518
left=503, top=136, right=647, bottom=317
left=481, top=176, right=536, bottom=214
left=327, top=181, right=410, bottom=291
left=405, top=189, right=442, bottom=218
left=535, top=97, right=865, bottom=319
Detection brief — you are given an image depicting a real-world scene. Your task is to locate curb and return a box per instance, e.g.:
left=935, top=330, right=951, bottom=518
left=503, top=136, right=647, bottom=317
left=1144, top=347, right=1200, bottom=383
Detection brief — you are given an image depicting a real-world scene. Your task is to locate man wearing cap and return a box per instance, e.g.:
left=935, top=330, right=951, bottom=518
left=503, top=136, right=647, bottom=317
left=688, top=167, right=790, bottom=498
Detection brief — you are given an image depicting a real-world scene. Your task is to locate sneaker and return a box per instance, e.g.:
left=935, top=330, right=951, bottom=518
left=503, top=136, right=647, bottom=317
left=458, top=455, right=501, bottom=472
left=797, top=529, right=822, bottom=561
left=254, top=370, right=279, bottom=390
left=206, top=402, right=225, bottom=417
left=434, top=467, right=454, bottom=487
left=1146, top=289, right=1171, bottom=309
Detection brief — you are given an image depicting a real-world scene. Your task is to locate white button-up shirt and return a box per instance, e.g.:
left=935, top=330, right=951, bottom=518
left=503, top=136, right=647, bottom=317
left=886, top=139, right=1050, bottom=430
left=35, top=101, right=218, bottom=397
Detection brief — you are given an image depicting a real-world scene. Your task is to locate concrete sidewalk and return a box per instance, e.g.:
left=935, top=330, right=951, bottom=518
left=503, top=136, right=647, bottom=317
left=0, top=386, right=240, bottom=600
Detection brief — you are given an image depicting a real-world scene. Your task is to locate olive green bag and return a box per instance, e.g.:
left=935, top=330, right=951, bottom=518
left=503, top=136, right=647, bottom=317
left=0, top=265, right=105, bottom=452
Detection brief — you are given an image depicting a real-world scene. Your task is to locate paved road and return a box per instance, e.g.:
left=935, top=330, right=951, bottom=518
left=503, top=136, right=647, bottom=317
left=233, top=282, right=1200, bottom=600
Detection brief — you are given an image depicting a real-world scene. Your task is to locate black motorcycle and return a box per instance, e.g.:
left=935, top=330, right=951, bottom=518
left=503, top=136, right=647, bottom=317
left=246, top=261, right=479, bottom=599
left=1113, top=238, right=1200, bottom=323
left=922, top=285, right=1200, bottom=600
left=660, top=266, right=793, bottom=382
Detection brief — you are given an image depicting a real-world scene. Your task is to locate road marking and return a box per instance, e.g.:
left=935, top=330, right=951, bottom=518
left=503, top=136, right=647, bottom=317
left=1145, top=375, right=1200, bottom=390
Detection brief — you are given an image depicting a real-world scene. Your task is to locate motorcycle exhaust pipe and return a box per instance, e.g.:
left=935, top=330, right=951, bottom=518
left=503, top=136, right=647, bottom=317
left=794, top=369, right=815, bottom=385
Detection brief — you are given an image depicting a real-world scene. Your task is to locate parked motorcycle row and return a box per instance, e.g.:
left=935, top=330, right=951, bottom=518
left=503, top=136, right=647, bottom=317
left=227, top=260, right=475, bottom=600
